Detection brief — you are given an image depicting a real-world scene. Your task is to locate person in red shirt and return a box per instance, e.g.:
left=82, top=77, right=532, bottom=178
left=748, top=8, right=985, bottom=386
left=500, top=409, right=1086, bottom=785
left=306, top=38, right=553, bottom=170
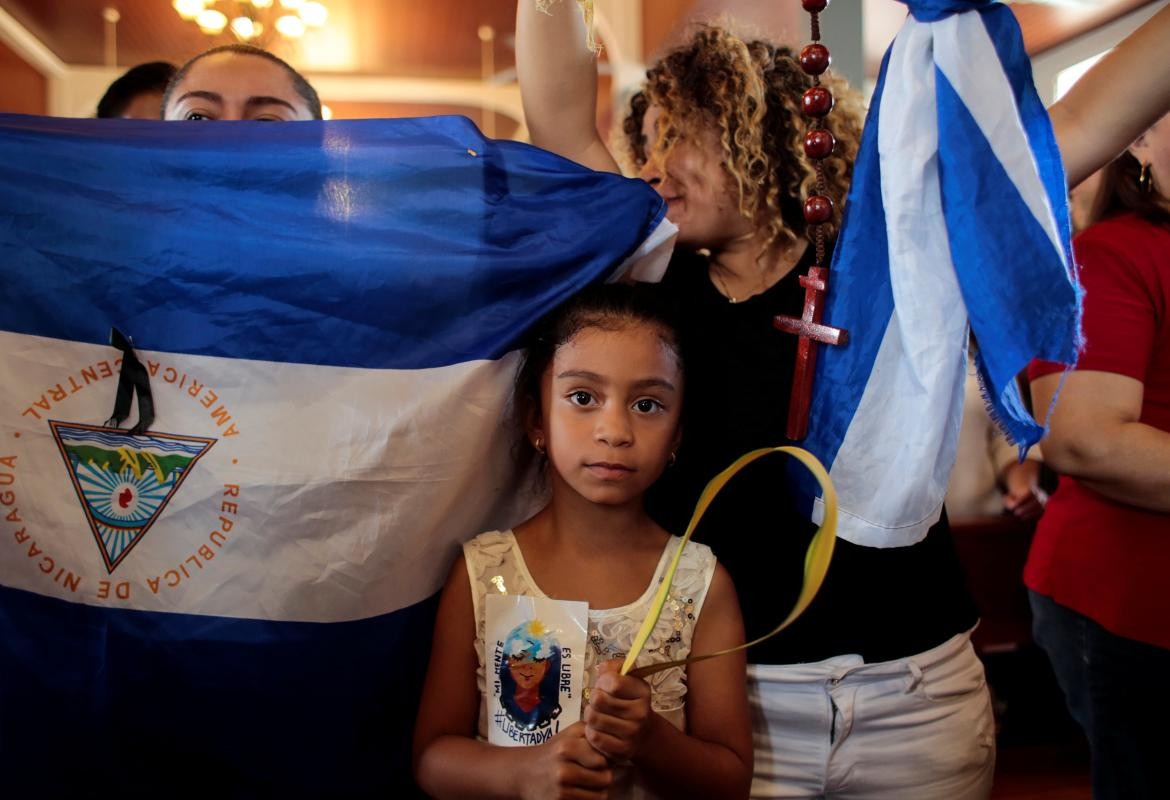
left=1028, top=111, right=1170, bottom=800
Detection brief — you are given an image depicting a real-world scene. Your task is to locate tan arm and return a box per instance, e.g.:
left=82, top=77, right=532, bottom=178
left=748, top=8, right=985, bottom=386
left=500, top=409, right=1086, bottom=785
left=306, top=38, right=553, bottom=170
left=1050, top=4, right=1170, bottom=187
left=1032, top=371, right=1170, bottom=512
left=629, top=565, right=753, bottom=799
left=516, top=0, right=622, bottom=174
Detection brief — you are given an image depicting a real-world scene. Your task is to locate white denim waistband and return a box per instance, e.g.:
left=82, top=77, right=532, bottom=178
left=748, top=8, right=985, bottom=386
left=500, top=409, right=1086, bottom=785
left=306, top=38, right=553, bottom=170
left=747, top=627, right=977, bottom=686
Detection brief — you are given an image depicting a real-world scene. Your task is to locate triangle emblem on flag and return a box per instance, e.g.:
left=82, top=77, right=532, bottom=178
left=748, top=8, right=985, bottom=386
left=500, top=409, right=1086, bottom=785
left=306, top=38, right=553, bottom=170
left=49, top=421, right=216, bottom=573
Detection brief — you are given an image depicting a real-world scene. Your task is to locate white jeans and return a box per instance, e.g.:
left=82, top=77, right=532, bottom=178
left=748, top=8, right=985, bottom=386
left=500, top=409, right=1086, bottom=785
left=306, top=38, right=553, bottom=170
left=748, top=631, right=995, bottom=799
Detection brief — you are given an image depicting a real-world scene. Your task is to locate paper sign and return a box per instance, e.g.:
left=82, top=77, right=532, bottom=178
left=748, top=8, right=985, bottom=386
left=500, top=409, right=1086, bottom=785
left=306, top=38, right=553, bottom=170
left=485, top=594, right=587, bottom=746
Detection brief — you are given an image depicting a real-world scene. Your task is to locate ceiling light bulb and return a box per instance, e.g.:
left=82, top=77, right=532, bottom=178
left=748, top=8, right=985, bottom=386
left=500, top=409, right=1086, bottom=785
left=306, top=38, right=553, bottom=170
left=298, top=2, right=328, bottom=27
left=230, top=16, right=257, bottom=39
left=173, top=0, right=206, bottom=21
left=321, top=104, right=333, bottom=120
left=275, top=14, right=306, bottom=37
left=251, top=0, right=274, bottom=7
left=196, top=8, right=228, bottom=34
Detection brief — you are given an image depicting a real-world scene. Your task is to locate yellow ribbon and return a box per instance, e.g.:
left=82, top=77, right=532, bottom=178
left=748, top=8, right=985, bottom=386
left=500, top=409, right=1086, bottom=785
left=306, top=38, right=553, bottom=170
left=621, top=446, right=837, bottom=679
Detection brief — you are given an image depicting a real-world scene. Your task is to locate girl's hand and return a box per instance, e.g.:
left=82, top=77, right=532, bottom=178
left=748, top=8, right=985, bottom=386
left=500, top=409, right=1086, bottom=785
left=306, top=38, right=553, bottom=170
left=583, top=660, right=655, bottom=762
left=520, top=721, right=612, bottom=800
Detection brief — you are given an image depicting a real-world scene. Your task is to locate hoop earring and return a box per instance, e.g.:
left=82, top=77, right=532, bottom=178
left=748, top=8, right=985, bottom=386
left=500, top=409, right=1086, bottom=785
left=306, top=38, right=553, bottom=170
left=534, top=437, right=545, bottom=454
left=1140, top=162, right=1153, bottom=193
left=668, top=450, right=677, bottom=466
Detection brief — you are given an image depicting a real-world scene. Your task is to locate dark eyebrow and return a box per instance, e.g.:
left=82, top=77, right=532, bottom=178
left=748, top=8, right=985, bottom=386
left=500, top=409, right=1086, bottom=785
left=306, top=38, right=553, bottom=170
left=555, top=369, right=677, bottom=393
left=630, top=378, right=678, bottom=392
left=175, top=90, right=223, bottom=106
left=556, top=369, right=603, bottom=382
left=174, top=91, right=297, bottom=114
left=244, top=96, right=298, bottom=113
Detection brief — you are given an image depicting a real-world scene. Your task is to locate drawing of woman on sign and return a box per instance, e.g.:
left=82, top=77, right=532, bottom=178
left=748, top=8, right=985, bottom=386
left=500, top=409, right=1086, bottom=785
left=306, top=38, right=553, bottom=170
left=499, top=620, right=562, bottom=731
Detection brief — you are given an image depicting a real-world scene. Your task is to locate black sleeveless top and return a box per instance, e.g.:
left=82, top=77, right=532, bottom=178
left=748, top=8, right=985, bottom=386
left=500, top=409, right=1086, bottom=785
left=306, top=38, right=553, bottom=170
left=645, top=247, right=978, bottom=664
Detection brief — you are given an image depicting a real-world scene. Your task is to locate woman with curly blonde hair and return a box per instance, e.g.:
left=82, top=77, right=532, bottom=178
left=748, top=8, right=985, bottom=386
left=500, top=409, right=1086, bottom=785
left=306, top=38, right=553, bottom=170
left=617, top=25, right=860, bottom=268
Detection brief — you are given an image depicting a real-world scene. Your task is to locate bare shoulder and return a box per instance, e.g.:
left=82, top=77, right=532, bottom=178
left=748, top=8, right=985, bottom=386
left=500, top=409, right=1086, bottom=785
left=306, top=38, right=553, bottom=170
left=703, top=562, right=740, bottom=615
left=431, top=552, right=474, bottom=638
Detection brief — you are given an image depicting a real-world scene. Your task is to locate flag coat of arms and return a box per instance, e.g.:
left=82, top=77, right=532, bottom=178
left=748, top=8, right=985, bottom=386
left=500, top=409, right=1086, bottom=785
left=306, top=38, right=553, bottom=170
left=0, top=113, right=671, bottom=795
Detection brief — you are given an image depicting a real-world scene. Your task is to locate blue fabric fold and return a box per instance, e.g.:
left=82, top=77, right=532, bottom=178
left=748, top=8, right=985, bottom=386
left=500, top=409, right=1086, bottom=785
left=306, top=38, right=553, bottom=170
left=0, top=114, right=666, bottom=369
left=899, top=0, right=995, bottom=23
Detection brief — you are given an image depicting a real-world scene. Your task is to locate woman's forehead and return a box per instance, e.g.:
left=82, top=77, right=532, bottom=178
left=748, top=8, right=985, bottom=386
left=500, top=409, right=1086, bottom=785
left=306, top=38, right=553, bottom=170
left=177, top=53, right=301, bottom=107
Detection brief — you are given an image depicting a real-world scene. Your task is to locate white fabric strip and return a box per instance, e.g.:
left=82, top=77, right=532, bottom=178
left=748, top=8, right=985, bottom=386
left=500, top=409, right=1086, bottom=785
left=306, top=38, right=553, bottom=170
left=614, top=217, right=678, bottom=283
left=0, top=331, right=543, bottom=622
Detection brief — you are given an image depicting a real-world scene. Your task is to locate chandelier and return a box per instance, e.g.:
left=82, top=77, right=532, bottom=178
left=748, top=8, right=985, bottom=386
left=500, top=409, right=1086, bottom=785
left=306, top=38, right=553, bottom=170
left=173, top=1, right=329, bottom=46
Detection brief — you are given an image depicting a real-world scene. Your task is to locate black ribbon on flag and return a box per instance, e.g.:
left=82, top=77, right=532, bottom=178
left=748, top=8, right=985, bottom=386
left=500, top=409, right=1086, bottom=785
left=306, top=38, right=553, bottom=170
left=105, top=327, right=154, bottom=435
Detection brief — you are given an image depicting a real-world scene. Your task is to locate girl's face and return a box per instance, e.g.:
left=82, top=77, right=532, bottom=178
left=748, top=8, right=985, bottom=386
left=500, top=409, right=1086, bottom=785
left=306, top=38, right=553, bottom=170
left=508, top=656, right=549, bottom=690
left=535, top=321, right=683, bottom=508
left=639, top=105, right=754, bottom=249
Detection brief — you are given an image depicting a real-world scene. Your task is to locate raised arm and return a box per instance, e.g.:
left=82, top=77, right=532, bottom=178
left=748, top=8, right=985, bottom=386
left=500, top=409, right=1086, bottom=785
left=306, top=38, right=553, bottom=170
left=516, top=0, right=623, bottom=174
left=1050, top=4, right=1170, bottom=187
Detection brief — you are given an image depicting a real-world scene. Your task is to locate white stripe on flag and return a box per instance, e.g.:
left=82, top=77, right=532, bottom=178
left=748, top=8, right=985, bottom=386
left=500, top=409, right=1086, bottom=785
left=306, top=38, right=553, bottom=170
left=0, top=332, right=541, bottom=622
left=614, top=217, right=678, bottom=283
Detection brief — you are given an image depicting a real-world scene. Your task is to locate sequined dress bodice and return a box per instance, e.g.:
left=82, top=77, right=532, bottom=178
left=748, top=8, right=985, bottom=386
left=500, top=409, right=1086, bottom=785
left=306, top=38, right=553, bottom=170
left=463, top=530, right=716, bottom=741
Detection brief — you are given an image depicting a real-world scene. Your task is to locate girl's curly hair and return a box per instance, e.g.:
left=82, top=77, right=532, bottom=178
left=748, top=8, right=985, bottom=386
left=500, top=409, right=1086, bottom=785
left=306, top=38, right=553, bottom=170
left=617, top=24, right=864, bottom=256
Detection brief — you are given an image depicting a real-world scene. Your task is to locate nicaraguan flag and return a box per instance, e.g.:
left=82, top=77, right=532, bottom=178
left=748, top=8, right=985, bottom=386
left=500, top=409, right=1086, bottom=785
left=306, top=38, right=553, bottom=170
left=797, top=0, right=1080, bottom=547
left=0, top=113, right=671, bottom=795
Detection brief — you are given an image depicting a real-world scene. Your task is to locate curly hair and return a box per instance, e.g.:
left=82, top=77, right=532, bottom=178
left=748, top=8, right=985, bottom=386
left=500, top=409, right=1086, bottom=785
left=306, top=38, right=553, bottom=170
left=617, top=24, right=864, bottom=256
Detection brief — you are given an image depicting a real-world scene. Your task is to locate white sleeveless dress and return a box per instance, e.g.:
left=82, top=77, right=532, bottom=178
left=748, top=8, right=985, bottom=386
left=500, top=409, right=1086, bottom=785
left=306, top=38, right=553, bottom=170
left=463, top=530, right=717, bottom=799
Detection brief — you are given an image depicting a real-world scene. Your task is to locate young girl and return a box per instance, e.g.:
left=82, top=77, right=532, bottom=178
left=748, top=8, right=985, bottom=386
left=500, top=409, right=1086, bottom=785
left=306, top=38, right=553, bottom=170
left=412, top=284, right=752, bottom=800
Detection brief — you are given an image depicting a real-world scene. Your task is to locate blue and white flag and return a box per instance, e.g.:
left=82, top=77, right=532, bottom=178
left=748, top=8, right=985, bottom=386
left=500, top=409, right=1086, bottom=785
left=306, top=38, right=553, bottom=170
left=0, top=113, right=671, bottom=795
left=798, top=0, right=1080, bottom=547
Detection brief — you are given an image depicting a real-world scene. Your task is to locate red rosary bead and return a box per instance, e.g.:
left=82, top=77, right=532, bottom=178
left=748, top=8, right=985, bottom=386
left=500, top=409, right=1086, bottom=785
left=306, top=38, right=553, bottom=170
left=799, top=43, right=831, bottom=76
left=802, top=87, right=834, bottom=117
left=802, top=0, right=829, bottom=12
left=803, top=195, right=834, bottom=224
left=804, top=129, right=835, bottom=159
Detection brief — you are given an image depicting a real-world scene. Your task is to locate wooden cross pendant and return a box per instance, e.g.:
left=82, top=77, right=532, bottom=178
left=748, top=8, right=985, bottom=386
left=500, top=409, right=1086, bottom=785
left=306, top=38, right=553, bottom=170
left=773, top=266, right=849, bottom=440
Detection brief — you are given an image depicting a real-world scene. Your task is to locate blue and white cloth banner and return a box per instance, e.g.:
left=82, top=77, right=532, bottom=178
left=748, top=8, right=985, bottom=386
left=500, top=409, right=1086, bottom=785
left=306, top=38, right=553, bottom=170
left=798, top=0, right=1080, bottom=547
left=0, top=113, right=671, bottom=795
